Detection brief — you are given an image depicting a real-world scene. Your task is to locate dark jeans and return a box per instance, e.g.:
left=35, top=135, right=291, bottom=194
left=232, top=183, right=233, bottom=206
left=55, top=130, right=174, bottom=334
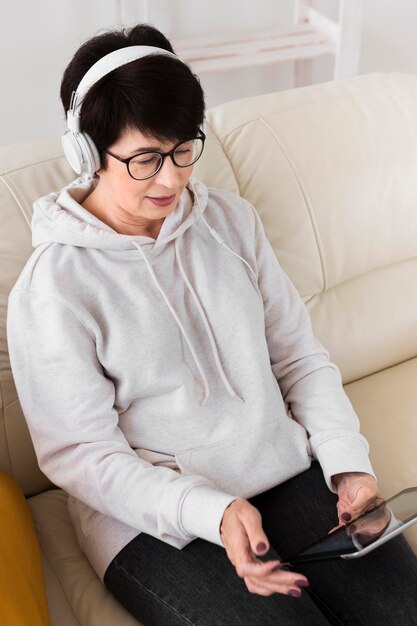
left=104, top=461, right=417, bottom=625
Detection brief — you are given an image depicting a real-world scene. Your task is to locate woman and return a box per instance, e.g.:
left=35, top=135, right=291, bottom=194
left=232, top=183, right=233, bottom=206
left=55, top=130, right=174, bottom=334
left=7, top=23, right=417, bottom=625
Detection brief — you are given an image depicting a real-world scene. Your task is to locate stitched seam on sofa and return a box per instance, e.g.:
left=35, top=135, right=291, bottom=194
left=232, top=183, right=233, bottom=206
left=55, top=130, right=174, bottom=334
left=0, top=153, right=65, bottom=176
left=34, top=520, right=80, bottom=625
left=0, top=390, right=13, bottom=474
left=0, top=378, right=4, bottom=410
left=0, top=378, right=19, bottom=409
left=257, top=117, right=328, bottom=291
left=310, top=253, right=417, bottom=298
left=204, top=119, right=241, bottom=196
left=344, top=354, right=417, bottom=387
left=0, top=176, right=32, bottom=228
left=215, top=80, right=417, bottom=137
left=112, top=560, right=195, bottom=625
left=2, top=395, right=19, bottom=411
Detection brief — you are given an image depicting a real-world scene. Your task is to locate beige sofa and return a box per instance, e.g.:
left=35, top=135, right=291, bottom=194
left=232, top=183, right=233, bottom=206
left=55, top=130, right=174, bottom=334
left=1, top=72, right=417, bottom=625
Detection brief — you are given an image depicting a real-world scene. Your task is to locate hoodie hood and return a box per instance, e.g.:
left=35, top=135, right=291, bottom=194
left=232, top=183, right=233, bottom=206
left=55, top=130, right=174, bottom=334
left=32, top=173, right=209, bottom=251
left=31, top=173, right=248, bottom=406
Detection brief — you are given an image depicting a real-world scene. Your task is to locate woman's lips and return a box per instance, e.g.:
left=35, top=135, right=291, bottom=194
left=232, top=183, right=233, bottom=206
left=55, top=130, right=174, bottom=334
left=147, top=194, right=176, bottom=207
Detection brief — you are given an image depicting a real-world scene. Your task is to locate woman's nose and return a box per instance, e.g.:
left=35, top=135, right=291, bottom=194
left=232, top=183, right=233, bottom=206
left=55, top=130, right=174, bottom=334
left=154, top=155, right=182, bottom=186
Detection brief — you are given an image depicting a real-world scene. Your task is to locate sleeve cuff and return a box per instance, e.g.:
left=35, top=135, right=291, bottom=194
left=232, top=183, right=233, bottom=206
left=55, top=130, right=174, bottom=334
left=180, top=484, right=239, bottom=546
left=311, top=434, right=377, bottom=493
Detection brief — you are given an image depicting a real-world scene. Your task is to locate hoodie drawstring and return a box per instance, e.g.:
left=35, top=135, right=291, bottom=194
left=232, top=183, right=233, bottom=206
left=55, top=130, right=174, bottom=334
left=174, top=235, right=241, bottom=402
left=130, top=178, right=253, bottom=407
left=131, top=239, right=212, bottom=406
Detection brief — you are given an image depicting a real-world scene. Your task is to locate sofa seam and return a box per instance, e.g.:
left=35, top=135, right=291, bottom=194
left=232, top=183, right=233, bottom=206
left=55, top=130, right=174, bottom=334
left=0, top=383, right=13, bottom=475
left=2, top=395, right=19, bottom=411
left=257, top=116, right=328, bottom=290
left=29, top=509, right=80, bottom=625
left=344, top=354, right=417, bottom=387
left=306, top=252, right=417, bottom=303
left=0, top=177, right=32, bottom=229
left=204, top=119, right=241, bottom=196
left=0, top=152, right=65, bottom=176
left=216, top=76, right=417, bottom=139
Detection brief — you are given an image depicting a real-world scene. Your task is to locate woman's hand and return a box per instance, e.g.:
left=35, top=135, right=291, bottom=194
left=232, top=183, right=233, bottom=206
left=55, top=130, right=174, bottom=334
left=329, top=472, right=385, bottom=533
left=219, top=499, right=309, bottom=597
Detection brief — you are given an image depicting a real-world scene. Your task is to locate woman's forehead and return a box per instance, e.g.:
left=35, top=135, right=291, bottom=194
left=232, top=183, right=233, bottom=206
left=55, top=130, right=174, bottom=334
left=112, top=127, right=177, bottom=154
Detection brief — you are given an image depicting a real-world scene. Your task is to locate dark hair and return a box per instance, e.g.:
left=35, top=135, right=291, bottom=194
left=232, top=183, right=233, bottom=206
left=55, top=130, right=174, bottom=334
left=60, top=24, right=205, bottom=168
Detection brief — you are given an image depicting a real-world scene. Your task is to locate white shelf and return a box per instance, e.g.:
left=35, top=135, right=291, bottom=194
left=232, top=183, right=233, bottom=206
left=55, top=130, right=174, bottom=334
left=174, top=23, right=336, bottom=74
left=116, top=0, right=363, bottom=86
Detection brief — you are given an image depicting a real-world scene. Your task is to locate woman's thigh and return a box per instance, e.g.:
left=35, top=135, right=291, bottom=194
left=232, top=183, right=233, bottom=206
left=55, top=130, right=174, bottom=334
left=104, top=527, right=330, bottom=626
left=250, top=461, right=417, bottom=626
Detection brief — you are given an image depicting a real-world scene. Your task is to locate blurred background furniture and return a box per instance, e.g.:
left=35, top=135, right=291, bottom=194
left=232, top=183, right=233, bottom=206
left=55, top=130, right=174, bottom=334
left=117, top=0, right=363, bottom=86
left=1, top=71, right=417, bottom=625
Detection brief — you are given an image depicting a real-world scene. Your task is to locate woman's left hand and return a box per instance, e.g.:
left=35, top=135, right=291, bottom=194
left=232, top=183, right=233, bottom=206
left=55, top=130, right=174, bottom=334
left=329, top=472, right=385, bottom=532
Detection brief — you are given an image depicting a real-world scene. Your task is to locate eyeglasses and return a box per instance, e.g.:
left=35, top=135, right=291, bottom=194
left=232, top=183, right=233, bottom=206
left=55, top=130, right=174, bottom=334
left=104, top=130, right=206, bottom=181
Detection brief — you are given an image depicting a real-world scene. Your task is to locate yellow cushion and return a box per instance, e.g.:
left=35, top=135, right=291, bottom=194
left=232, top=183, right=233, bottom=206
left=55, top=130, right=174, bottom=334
left=0, top=470, right=51, bottom=626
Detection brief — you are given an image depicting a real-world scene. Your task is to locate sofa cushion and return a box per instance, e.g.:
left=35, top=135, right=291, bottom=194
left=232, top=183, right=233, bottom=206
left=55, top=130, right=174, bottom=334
left=27, top=489, right=142, bottom=626
left=195, top=72, right=417, bottom=385
left=345, top=356, right=417, bottom=554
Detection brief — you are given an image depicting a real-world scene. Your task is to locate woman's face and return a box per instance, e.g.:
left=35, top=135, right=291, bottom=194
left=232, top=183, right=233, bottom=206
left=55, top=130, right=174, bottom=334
left=95, top=127, right=195, bottom=232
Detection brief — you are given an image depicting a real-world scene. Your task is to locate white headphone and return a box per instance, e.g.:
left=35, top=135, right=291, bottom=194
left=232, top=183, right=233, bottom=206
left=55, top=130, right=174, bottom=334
left=62, top=45, right=191, bottom=175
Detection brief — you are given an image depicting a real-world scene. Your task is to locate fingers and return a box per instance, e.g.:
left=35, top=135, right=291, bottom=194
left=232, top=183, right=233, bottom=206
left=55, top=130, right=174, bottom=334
left=337, top=480, right=384, bottom=523
left=328, top=522, right=344, bottom=534
left=238, top=504, right=270, bottom=557
left=225, top=500, right=271, bottom=566
left=235, top=557, right=281, bottom=579
left=220, top=499, right=310, bottom=597
left=341, top=494, right=382, bottom=522
left=241, top=563, right=309, bottom=597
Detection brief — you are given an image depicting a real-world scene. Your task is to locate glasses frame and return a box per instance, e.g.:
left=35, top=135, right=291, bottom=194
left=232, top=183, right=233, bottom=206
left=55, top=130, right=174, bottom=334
left=104, top=130, right=206, bottom=181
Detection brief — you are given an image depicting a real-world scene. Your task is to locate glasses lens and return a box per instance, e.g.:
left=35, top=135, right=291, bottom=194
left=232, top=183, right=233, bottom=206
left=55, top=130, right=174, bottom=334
left=129, top=153, right=162, bottom=180
left=173, top=137, right=204, bottom=167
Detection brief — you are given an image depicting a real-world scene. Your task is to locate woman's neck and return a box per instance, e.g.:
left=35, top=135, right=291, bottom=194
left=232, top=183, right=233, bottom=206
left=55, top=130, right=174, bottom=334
left=82, top=186, right=165, bottom=238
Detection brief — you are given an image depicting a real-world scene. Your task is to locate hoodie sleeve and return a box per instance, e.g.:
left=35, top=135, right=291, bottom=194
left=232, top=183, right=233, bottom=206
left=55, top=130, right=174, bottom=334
left=249, top=205, right=377, bottom=492
left=6, top=288, right=238, bottom=547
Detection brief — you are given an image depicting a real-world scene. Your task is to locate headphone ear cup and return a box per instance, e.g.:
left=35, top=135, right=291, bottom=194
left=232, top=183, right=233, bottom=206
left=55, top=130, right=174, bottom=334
left=62, top=131, right=83, bottom=175
left=77, top=132, right=101, bottom=175
left=61, top=131, right=101, bottom=175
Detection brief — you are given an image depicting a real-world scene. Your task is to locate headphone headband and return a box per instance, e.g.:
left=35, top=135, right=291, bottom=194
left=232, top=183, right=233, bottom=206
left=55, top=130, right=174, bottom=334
left=68, top=45, right=179, bottom=132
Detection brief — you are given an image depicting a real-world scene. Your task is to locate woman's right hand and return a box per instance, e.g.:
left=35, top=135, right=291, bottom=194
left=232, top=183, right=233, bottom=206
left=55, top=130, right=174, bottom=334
left=219, top=498, right=309, bottom=597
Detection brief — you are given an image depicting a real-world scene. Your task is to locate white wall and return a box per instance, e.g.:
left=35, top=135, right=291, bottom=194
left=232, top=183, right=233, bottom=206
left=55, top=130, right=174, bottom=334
left=1, top=0, right=416, bottom=147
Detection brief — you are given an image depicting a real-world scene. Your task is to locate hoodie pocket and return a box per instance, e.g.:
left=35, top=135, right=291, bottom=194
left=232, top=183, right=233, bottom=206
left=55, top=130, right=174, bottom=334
left=175, top=416, right=312, bottom=499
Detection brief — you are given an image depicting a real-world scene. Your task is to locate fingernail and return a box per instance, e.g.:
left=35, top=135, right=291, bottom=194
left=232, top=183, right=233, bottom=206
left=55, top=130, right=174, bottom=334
left=295, top=579, right=310, bottom=587
left=341, top=512, right=352, bottom=522
left=256, top=542, right=267, bottom=553
left=346, top=524, right=357, bottom=535
left=289, top=588, right=302, bottom=597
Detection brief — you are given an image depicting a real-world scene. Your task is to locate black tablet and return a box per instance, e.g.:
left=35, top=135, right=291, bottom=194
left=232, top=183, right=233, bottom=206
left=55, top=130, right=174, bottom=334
left=282, top=486, right=417, bottom=566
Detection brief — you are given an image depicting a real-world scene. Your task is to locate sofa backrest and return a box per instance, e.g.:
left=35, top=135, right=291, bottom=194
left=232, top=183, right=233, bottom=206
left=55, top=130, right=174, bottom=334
left=195, top=71, right=417, bottom=384
left=0, top=141, right=74, bottom=494
left=1, top=72, right=417, bottom=494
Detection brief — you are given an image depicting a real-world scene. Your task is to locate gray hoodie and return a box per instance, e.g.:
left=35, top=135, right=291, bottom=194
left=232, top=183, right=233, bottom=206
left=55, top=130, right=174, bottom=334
left=7, top=174, right=376, bottom=582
